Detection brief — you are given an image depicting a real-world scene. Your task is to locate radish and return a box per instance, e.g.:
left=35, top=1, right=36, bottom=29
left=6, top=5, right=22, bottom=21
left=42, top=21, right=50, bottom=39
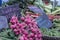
left=19, top=36, right=24, bottom=40
left=13, top=29, right=18, bottom=32
left=10, top=24, right=16, bottom=29
left=21, top=17, right=25, bottom=21
left=29, top=38, right=33, bottom=40
left=15, top=32, right=19, bottom=35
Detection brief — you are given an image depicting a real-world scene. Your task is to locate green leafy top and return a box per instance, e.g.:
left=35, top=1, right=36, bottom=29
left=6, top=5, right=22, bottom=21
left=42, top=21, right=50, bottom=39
left=0, top=28, right=17, bottom=40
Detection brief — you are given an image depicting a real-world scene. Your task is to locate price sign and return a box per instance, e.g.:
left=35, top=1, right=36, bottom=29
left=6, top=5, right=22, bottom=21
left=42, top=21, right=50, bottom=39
left=0, top=4, right=21, bottom=20
left=0, top=16, right=8, bottom=29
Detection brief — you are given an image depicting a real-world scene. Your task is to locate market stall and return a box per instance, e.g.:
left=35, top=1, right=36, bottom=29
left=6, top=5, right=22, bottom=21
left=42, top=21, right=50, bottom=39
left=0, top=0, right=60, bottom=40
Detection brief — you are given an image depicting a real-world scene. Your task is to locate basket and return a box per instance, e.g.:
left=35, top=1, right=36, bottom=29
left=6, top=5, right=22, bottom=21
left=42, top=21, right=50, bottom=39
left=42, top=35, right=60, bottom=40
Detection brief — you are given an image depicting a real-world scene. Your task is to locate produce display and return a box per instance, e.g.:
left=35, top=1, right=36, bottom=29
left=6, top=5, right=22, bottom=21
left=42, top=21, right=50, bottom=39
left=0, top=0, right=60, bottom=40
left=40, top=19, right=60, bottom=37
left=0, top=14, right=42, bottom=40
left=0, top=9, right=59, bottom=40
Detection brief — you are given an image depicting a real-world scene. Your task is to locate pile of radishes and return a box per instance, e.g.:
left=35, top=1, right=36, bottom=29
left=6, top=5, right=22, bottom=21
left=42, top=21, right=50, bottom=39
left=10, top=14, right=42, bottom=40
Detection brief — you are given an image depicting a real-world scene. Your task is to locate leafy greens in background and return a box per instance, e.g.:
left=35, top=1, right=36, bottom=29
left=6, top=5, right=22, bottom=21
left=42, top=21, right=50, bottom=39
left=0, top=29, right=17, bottom=40
left=40, top=19, right=60, bottom=37
left=34, top=0, right=60, bottom=14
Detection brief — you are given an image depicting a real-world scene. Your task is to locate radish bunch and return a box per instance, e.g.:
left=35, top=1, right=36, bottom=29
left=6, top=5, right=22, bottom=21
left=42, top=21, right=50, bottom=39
left=10, top=15, right=42, bottom=40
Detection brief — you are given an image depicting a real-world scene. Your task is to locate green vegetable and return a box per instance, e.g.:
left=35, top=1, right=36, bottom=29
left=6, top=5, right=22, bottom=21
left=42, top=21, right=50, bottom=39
left=0, top=29, right=17, bottom=40
left=40, top=19, right=60, bottom=37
